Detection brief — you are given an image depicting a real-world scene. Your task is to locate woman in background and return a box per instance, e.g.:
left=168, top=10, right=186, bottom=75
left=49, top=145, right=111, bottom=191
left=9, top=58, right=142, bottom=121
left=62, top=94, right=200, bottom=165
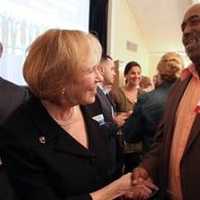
left=112, top=61, right=143, bottom=113
left=0, top=29, right=154, bottom=200
left=123, top=52, right=184, bottom=153
left=112, top=61, right=144, bottom=173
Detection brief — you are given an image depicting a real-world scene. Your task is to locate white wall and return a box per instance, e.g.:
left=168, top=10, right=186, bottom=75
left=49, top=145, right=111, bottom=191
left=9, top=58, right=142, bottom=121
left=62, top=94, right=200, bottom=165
left=107, top=0, right=150, bottom=85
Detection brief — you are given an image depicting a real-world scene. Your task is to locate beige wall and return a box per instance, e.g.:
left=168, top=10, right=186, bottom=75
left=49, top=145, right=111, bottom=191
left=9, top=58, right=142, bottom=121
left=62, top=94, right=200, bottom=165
left=107, top=0, right=150, bottom=85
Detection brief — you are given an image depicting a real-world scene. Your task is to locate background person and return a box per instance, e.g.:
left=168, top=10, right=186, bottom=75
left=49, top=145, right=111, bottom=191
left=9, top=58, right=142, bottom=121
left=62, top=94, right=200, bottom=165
left=112, top=61, right=145, bottom=172
left=123, top=52, right=184, bottom=153
left=112, top=61, right=143, bottom=113
left=0, top=42, right=28, bottom=124
left=139, top=75, right=154, bottom=92
left=0, top=41, right=28, bottom=200
left=84, top=55, right=129, bottom=178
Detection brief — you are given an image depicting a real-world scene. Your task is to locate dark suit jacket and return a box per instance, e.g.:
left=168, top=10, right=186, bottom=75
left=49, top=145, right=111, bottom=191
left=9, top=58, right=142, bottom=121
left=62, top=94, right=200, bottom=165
left=0, top=77, right=28, bottom=200
left=123, top=81, right=175, bottom=152
left=0, top=77, right=28, bottom=124
left=141, top=76, right=200, bottom=200
left=0, top=96, right=118, bottom=200
left=84, top=87, right=123, bottom=175
left=84, top=87, right=118, bottom=136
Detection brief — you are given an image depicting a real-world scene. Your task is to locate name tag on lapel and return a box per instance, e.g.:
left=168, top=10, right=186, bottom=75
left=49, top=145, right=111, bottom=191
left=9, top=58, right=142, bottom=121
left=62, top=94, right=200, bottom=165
left=92, top=114, right=105, bottom=125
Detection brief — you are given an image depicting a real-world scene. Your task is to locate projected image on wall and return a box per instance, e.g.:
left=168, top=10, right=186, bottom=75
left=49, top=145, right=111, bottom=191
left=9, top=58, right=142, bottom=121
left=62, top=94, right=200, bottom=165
left=0, top=0, right=90, bottom=84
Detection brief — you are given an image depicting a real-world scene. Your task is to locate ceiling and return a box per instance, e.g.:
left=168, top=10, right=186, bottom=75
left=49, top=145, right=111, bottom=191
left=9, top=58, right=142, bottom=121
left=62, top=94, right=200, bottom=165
left=127, top=0, right=194, bottom=54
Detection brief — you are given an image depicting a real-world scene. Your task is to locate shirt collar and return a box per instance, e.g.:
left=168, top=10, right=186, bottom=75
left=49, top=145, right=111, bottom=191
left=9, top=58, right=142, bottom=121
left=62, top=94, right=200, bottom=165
left=98, top=84, right=110, bottom=95
left=181, top=64, right=200, bottom=80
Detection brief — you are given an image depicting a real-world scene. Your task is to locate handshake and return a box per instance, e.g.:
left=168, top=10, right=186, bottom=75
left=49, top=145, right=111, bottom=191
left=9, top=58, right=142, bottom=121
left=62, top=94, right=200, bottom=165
left=90, top=166, right=159, bottom=200
left=117, top=167, right=159, bottom=200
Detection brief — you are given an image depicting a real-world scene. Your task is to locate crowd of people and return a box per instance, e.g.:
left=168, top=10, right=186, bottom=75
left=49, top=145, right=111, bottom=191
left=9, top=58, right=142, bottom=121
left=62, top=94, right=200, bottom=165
left=0, top=3, right=200, bottom=200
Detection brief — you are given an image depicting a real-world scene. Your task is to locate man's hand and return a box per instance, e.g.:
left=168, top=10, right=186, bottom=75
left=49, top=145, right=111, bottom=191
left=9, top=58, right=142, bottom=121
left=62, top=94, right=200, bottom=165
left=124, top=167, right=159, bottom=200
left=131, top=167, right=149, bottom=185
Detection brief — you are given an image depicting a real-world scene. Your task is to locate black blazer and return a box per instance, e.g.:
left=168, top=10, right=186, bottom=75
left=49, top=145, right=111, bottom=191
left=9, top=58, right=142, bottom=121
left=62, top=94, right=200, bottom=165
left=84, top=87, right=118, bottom=136
left=0, top=96, right=118, bottom=200
left=0, top=166, right=17, bottom=200
left=84, top=87, right=123, bottom=174
left=0, top=77, right=28, bottom=124
left=0, top=77, right=28, bottom=200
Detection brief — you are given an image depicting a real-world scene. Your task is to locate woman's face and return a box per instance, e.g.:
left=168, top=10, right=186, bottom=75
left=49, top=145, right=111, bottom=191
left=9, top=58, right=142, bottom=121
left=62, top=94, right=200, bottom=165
left=64, top=58, right=102, bottom=106
left=125, top=66, right=141, bottom=86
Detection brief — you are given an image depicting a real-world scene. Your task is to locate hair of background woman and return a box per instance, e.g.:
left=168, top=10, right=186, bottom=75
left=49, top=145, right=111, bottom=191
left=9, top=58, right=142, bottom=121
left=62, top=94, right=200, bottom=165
left=124, top=61, right=141, bottom=76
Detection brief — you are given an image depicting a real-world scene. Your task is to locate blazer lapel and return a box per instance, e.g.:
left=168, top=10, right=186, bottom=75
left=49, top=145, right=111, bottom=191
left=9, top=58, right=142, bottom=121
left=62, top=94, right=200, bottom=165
left=162, top=77, right=191, bottom=165
left=164, top=78, right=191, bottom=139
left=169, top=76, right=200, bottom=155
left=53, top=133, right=92, bottom=158
left=96, top=87, right=113, bottom=120
left=26, top=96, right=92, bottom=158
left=54, top=106, right=110, bottom=159
left=184, top=113, right=200, bottom=154
left=106, top=93, right=117, bottom=112
left=159, top=77, right=191, bottom=191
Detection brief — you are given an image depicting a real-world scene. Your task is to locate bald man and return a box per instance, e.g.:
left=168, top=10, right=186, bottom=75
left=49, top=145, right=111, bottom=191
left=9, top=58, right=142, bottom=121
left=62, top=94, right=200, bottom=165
left=131, top=3, right=200, bottom=200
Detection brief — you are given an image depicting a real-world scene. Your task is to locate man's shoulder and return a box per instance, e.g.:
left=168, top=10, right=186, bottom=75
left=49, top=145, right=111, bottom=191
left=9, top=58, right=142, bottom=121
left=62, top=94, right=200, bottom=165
left=137, top=91, right=153, bottom=103
left=0, top=77, right=29, bottom=97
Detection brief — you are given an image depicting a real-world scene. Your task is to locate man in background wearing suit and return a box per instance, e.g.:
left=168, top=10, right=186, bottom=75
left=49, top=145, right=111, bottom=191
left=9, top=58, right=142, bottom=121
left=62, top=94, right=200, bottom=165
left=0, top=42, right=28, bottom=123
left=84, top=55, right=129, bottom=177
left=0, top=41, right=28, bottom=200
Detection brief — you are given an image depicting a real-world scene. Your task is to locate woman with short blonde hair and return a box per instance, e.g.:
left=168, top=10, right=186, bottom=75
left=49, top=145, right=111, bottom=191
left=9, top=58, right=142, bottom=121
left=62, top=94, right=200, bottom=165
left=0, top=29, right=154, bottom=200
left=23, top=29, right=102, bottom=105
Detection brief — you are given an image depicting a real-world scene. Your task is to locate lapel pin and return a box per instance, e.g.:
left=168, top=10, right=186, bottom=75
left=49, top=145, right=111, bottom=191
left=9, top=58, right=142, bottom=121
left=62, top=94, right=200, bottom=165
left=39, top=136, right=46, bottom=144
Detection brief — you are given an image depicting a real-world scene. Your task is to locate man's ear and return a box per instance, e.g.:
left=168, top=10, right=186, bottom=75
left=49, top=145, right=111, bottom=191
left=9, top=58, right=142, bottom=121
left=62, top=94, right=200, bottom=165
left=97, top=64, right=104, bottom=75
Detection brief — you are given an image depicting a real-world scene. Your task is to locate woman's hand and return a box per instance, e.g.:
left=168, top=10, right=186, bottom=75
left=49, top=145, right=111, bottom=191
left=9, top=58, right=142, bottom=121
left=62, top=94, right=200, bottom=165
left=90, top=172, right=157, bottom=200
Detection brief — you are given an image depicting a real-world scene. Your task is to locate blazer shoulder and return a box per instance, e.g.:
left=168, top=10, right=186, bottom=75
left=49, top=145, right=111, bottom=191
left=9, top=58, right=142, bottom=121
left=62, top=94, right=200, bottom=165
left=2, top=101, right=34, bottom=141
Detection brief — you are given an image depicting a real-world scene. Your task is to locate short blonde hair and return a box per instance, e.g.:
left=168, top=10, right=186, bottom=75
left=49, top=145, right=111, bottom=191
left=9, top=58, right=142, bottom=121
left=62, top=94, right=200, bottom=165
left=23, top=29, right=102, bottom=104
left=140, top=76, right=152, bottom=89
left=157, top=52, right=184, bottom=80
